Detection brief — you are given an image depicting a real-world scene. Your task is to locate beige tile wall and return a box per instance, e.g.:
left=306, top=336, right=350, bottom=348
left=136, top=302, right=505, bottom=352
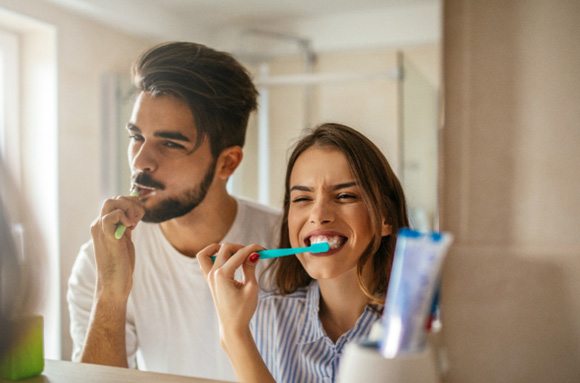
left=236, top=44, right=439, bottom=209
left=441, top=0, right=580, bottom=382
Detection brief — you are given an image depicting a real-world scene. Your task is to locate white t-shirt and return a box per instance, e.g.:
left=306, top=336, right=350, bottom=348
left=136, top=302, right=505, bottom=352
left=67, top=197, right=281, bottom=382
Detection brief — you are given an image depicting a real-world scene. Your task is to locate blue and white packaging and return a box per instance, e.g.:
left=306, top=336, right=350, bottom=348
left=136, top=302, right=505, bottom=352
left=380, top=229, right=453, bottom=358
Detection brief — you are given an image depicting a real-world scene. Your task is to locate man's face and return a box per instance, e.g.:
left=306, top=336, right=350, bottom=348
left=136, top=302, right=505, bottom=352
left=127, top=91, right=216, bottom=223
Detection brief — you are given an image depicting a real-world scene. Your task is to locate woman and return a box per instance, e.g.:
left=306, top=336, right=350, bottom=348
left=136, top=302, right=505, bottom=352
left=198, top=123, right=409, bottom=382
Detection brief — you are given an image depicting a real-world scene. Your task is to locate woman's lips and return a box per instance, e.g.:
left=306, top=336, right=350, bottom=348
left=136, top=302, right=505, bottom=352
left=306, top=234, right=347, bottom=256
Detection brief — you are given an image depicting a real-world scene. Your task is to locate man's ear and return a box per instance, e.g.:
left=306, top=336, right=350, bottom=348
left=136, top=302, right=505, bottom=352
left=216, top=146, right=243, bottom=180
left=381, top=219, right=392, bottom=237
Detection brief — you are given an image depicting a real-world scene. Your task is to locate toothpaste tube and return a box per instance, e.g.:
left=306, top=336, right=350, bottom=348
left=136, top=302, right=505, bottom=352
left=380, top=228, right=453, bottom=358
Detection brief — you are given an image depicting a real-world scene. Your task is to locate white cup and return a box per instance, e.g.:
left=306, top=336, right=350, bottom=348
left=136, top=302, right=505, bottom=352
left=337, top=342, right=440, bottom=383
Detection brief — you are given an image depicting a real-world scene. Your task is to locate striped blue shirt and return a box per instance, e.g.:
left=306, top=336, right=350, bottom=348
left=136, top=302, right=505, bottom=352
left=251, top=281, right=381, bottom=383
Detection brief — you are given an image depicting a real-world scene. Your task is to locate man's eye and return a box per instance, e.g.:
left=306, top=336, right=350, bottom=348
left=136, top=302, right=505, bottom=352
left=163, top=141, right=185, bottom=149
left=291, top=196, right=311, bottom=203
left=129, top=134, right=143, bottom=141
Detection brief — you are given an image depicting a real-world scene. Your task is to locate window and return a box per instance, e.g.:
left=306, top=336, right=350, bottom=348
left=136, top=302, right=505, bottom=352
left=0, top=28, right=19, bottom=187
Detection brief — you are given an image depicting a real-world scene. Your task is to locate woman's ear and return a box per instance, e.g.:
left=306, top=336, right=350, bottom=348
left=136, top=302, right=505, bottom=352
left=216, top=146, right=243, bottom=180
left=381, top=219, right=392, bottom=237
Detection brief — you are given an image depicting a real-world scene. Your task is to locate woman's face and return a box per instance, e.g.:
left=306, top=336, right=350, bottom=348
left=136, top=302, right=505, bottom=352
left=288, top=146, right=379, bottom=280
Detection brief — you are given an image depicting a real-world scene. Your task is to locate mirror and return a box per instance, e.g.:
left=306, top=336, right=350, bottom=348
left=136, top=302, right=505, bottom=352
left=103, top=1, right=441, bottom=231
left=0, top=0, right=440, bottom=362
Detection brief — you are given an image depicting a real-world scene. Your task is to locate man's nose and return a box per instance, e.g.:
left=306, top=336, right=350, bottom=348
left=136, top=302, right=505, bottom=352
left=130, top=142, right=157, bottom=172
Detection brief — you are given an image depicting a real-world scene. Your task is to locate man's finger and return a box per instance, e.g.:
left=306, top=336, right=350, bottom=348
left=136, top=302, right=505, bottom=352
left=100, top=197, right=145, bottom=221
left=101, top=209, right=133, bottom=238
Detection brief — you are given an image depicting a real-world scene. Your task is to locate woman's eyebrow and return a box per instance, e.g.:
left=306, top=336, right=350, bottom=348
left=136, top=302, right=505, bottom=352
left=332, top=181, right=357, bottom=191
left=290, top=181, right=358, bottom=192
left=290, top=185, right=312, bottom=192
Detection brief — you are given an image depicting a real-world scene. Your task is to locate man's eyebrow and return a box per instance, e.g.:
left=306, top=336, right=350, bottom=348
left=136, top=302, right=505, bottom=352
left=289, top=181, right=358, bottom=192
left=125, top=123, right=191, bottom=142
left=155, top=131, right=191, bottom=142
left=126, top=123, right=140, bottom=132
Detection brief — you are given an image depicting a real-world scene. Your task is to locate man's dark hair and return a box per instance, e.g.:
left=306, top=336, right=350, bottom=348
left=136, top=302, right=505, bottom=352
left=132, top=41, right=258, bottom=157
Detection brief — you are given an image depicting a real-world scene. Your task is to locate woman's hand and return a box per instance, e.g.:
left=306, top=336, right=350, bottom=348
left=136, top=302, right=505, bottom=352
left=197, top=243, right=263, bottom=337
left=198, top=243, right=276, bottom=383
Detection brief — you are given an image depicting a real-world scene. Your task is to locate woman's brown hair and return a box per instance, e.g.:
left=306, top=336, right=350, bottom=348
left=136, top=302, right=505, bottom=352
left=267, top=123, right=409, bottom=305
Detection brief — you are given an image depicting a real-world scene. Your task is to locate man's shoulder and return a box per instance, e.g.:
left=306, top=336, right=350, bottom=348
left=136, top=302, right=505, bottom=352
left=237, top=197, right=281, bottom=220
left=227, top=197, right=281, bottom=248
left=236, top=196, right=282, bottom=229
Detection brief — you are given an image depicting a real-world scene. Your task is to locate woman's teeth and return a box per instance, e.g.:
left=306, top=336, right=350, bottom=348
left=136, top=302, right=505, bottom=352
left=310, top=235, right=346, bottom=250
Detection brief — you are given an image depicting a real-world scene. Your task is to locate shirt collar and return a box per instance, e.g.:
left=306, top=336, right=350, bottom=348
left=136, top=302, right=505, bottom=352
left=297, top=281, right=381, bottom=346
left=297, top=281, right=325, bottom=345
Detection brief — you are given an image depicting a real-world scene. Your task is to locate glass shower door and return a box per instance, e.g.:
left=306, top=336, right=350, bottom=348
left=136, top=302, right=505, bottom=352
left=400, top=55, right=439, bottom=231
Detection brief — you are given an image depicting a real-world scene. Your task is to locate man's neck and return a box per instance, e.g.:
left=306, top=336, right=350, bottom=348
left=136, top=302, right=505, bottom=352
left=159, top=188, right=238, bottom=257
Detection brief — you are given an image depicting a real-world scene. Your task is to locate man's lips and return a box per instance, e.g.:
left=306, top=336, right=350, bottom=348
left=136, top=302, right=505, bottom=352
left=133, top=183, right=158, bottom=198
left=132, top=172, right=165, bottom=192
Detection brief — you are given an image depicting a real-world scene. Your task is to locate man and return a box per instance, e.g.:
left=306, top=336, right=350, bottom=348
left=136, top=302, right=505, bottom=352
left=67, top=42, right=280, bottom=381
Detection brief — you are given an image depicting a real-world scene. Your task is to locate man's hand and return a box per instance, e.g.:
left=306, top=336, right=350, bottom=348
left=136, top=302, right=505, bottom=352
left=80, top=195, right=144, bottom=367
left=90, top=195, right=145, bottom=301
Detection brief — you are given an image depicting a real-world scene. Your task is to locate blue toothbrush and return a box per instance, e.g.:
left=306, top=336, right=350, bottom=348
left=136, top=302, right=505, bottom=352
left=210, top=242, right=330, bottom=262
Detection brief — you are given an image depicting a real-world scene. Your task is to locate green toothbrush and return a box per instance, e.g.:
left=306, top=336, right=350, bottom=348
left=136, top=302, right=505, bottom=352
left=114, top=189, right=139, bottom=240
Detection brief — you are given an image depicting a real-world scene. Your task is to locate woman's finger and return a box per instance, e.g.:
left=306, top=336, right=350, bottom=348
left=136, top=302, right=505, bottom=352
left=219, top=244, right=264, bottom=277
left=241, top=252, right=260, bottom=288
left=212, top=243, right=244, bottom=269
left=197, top=243, right=221, bottom=277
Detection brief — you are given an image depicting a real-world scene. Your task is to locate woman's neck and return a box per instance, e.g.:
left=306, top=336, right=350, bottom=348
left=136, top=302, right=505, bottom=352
left=317, top=269, right=370, bottom=343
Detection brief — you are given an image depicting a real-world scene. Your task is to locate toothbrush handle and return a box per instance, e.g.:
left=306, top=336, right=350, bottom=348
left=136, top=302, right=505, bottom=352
left=210, top=243, right=329, bottom=262
left=258, top=247, right=309, bottom=259
left=114, top=224, right=128, bottom=240
left=114, top=190, right=139, bottom=240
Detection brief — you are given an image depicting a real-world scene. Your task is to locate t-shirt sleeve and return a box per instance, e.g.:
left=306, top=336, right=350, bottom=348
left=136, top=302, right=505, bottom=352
left=66, top=241, right=138, bottom=368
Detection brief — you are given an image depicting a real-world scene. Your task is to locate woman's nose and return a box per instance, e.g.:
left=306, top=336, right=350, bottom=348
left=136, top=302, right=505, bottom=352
left=309, top=199, right=334, bottom=224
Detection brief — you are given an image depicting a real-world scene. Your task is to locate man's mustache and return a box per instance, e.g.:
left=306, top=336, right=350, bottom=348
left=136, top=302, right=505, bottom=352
left=133, top=172, right=165, bottom=190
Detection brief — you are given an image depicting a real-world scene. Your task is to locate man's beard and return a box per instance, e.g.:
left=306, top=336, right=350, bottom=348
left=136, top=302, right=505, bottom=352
left=141, top=159, right=217, bottom=223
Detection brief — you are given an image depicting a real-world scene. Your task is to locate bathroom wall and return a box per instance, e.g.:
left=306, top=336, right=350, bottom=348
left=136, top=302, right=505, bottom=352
left=441, top=0, right=580, bottom=381
left=235, top=43, right=440, bottom=210
left=0, top=0, right=153, bottom=359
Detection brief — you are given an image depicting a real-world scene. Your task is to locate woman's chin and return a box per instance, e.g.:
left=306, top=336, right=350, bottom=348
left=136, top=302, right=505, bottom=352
left=302, top=264, right=358, bottom=281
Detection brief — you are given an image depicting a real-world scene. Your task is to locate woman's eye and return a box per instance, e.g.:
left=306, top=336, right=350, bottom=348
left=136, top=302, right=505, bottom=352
left=337, top=193, right=357, bottom=201
left=291, top=196, right=311, bottom=203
